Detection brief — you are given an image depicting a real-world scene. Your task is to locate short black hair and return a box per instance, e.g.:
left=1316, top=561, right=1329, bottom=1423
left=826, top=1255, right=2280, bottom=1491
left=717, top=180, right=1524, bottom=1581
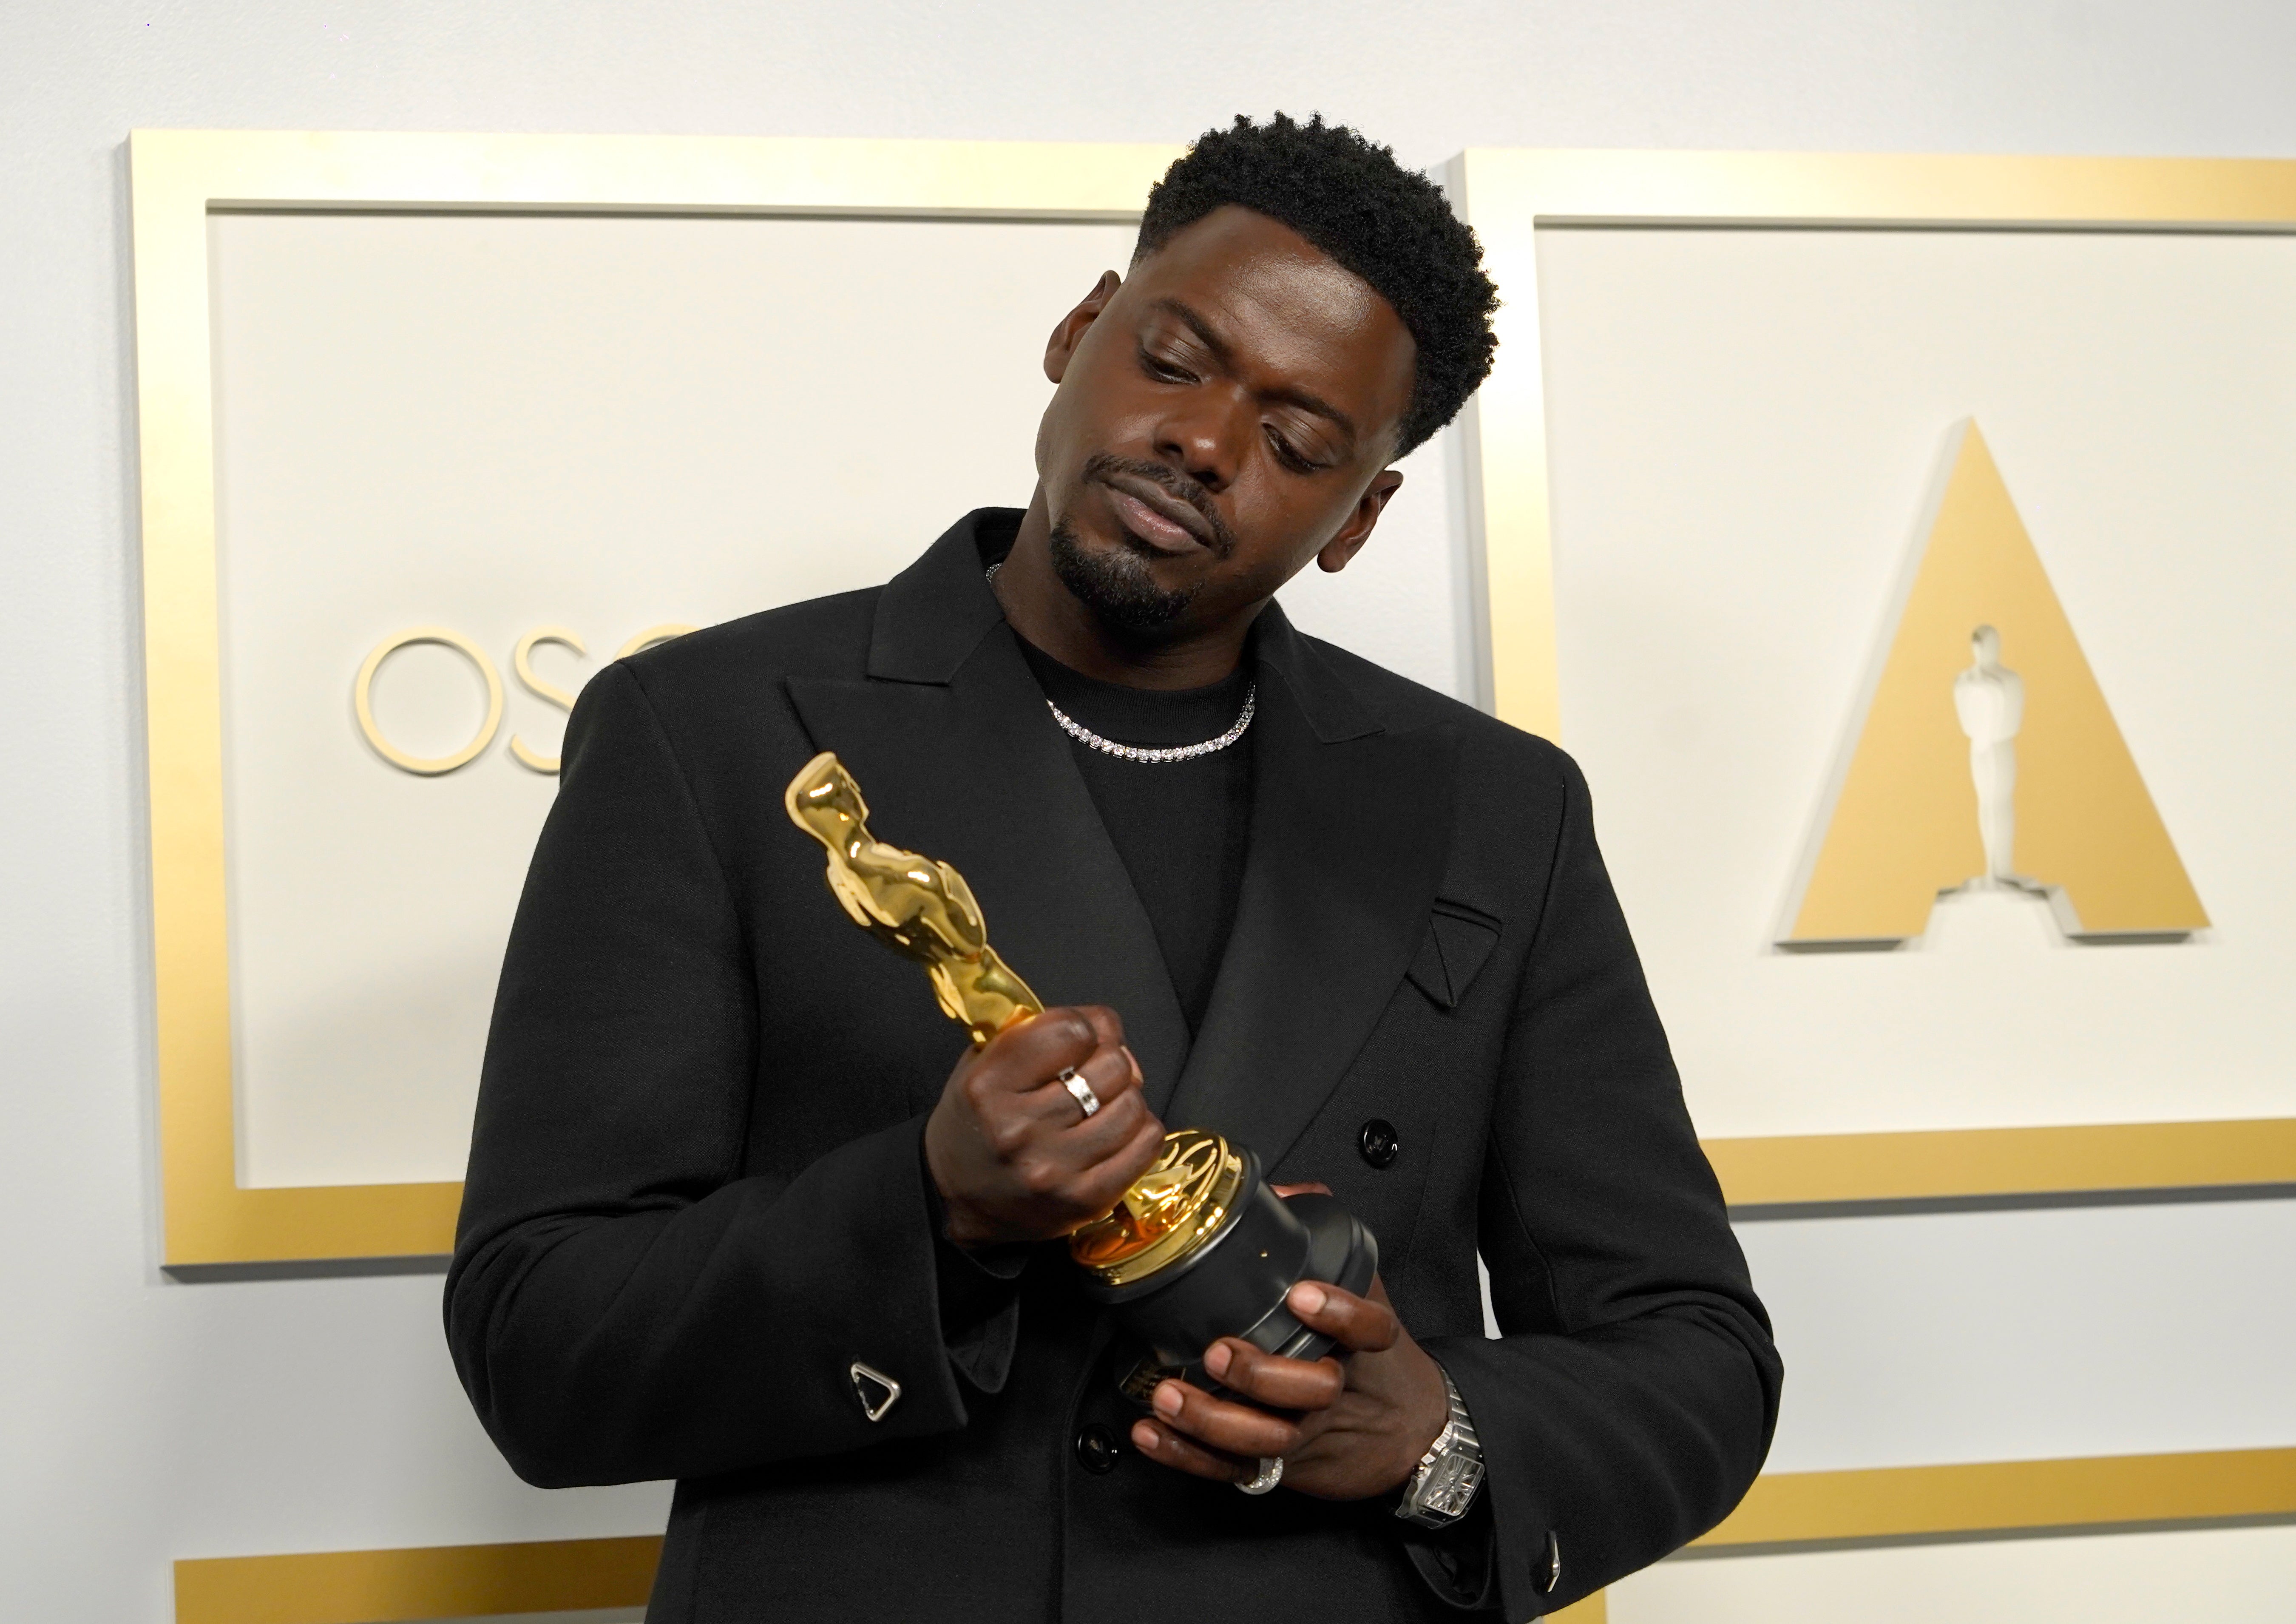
left=1135, top=113, right=1499, bottom=458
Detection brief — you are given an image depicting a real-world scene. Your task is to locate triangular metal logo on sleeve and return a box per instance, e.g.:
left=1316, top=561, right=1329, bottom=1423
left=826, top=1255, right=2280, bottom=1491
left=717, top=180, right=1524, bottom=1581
left=849, top=1361, right=901, bottom=1423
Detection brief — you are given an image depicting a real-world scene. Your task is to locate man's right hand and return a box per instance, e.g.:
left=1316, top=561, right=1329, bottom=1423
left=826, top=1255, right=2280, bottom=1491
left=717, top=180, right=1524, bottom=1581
left=924, top=1005, right=1165, bottom=1249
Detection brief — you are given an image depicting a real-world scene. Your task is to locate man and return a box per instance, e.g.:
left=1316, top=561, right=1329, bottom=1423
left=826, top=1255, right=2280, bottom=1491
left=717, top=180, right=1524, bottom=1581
left=447, top=114, right=1780, bottom=1621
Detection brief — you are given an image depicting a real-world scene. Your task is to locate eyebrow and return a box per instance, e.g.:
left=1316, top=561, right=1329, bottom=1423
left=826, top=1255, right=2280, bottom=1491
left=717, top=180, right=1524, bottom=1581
left=1149, top=297, right=1359, bottom=449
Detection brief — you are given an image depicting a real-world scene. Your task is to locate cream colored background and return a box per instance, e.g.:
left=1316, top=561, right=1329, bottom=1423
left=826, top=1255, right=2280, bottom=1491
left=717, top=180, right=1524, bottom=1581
left=1742, top=1198, right=2296, bottom=1472
left=1536, top=224, right=2296, bottom=1140
left=209, top=211, right=1135, bottom=1187
left=10, top=3, right=2296, bottom=1620
left=210, top=207, right=1460, bottom=1187
left=1615, top=1522, right=2296, bottom=1624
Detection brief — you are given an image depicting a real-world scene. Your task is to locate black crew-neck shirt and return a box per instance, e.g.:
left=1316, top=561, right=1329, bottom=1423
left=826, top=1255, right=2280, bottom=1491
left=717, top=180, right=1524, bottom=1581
left=1012, top=636, right=1255, bottom=1036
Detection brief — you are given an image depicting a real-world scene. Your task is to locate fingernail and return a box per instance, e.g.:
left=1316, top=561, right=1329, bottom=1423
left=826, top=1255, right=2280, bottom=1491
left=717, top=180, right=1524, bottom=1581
left=1203, top=1343, right=1231, bottom=1378
left=1291, top=1283, right=1326, bottom=1315
left=1153, top=1382, right=1183, bottom=1417
left=1132, top=1422, right=1158, bottom=1451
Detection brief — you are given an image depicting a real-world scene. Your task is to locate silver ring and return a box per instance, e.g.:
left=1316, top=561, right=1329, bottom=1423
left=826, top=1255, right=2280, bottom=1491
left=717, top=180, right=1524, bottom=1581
left=1237, top=1456, right=1283, bottom=1496
left=1057, top=1066, right=1101, bottom=1119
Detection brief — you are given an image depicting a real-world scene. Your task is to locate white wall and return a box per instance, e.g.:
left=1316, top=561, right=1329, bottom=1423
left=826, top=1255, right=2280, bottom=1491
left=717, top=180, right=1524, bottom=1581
left=6, top=3, right=2296, bottom=1620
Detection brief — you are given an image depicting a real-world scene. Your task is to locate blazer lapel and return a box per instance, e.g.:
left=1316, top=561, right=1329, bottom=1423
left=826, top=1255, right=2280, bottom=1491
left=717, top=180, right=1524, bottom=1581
left=783, top=514, right=1191, bottom=1108
left=1164, top=610, right=1459, bottom=1171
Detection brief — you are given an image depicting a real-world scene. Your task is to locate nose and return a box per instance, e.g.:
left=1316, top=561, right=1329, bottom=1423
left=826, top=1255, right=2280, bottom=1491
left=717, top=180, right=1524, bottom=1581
left=1150, top=383, right=1248, bottom=496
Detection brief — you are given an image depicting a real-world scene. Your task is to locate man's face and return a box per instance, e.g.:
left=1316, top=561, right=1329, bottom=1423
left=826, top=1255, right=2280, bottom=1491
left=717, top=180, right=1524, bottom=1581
left=1033, top=205, right=1417, bottom=642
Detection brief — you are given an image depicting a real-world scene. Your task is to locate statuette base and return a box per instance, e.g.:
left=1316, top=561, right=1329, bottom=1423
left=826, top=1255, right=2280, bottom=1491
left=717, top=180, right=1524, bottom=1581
left=1100, top=1158, right=1378, bottom=1407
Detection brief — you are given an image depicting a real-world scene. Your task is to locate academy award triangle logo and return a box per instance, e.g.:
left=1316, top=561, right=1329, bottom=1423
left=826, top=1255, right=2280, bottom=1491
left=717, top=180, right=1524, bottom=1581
left=1779, top=420, right=2206, bottom=948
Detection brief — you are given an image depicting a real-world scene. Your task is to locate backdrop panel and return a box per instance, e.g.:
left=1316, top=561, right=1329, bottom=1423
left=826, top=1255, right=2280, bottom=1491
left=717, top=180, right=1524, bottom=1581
left=1534, top=221, right=2296, bottom=1142
left=1612, top=1521, right=2296, bottom=1624
left=131, top=131, right=1176, bottom=1263
left=1453, top=150, right=2296, bottom=1201
left=209, top=208, right=1135, bottom=1190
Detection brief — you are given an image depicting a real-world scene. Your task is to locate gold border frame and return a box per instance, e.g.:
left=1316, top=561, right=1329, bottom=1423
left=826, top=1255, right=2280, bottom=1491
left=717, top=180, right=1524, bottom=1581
left=173, top=1447, right=2296, bottom=1620
left=1700, top=1445, right=2296, bottom=1550
left=1449, top=150, right=2296, bottom=1205
left=173, top=1535, right=658, bottom=1624
left=131, top=131, right=1177, bottom=1265
left=1707, top=1116, right=2296, bottom=1208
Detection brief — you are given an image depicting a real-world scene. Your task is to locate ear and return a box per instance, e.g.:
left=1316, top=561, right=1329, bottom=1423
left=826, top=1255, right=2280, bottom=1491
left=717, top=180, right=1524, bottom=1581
left=1045, top=270, right=1123, bottom=385
left=1315, top=470, right=1405, bottom=574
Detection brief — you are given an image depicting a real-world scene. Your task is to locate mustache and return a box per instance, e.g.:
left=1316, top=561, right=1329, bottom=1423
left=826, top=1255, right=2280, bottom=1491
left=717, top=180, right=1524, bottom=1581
left=1081, top=453, right=1237, bottom=558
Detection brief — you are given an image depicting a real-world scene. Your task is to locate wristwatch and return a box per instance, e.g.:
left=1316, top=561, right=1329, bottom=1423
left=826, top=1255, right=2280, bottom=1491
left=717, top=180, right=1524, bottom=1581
left=1394, top=1364, right=1484, bottom=1528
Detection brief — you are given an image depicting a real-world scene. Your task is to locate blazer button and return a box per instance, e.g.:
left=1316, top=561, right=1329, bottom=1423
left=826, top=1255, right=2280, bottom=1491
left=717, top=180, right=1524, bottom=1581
left=1074, top=1422, right=1121, bottom=1475
left=1358, top=1119, right=1400, bottom=1170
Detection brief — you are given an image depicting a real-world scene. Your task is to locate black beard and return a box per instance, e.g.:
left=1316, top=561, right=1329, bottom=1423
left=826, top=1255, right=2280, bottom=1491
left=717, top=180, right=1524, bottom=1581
left=1048, top=517, right=1201, bottom=640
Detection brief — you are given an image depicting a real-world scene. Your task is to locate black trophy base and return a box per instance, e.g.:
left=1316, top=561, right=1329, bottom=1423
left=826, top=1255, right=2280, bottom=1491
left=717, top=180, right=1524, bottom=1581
left=1090, top=1151, right=1378, bottom=1408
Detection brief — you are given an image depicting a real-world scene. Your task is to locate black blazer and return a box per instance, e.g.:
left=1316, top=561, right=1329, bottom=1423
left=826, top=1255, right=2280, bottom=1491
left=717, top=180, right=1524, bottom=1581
left=447, top=511, right=1780, bottom=1622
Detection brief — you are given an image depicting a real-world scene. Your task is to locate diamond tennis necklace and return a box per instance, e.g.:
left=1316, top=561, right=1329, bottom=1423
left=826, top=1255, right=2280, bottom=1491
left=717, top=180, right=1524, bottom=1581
left=986, top=560, right=1255, bottom=764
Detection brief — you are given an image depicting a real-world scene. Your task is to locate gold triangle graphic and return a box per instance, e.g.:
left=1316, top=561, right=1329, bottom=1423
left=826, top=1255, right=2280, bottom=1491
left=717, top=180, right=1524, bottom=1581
left=1782, top=421, right=2206, bottom=946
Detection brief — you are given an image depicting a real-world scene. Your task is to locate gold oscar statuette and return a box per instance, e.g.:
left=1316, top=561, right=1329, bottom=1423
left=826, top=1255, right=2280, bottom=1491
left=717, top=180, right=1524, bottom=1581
left=783, top=750, right=1235, bottom=1280
left=784, top=751, right=1376, bottom=1389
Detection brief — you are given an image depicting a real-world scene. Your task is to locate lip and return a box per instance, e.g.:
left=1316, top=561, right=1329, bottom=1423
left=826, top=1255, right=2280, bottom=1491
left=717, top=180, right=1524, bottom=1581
left=1100, top=474, right=1217, bottom=555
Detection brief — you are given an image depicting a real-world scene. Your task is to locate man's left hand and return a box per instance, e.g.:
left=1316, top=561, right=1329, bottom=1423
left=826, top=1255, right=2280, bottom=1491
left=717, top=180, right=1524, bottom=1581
left=1127, top=1272, right=1451, bottom=1501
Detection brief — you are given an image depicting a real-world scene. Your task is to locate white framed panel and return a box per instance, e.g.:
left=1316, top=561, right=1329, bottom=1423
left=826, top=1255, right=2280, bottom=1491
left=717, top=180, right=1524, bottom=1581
left=130, top=131, right=1179, bottom=1262
left=1533, top=223, right=2296, bottom=1142
left=209, top=209, right=1138, bottom=1187
left=1615, top=1522, right=2296, bottom=1624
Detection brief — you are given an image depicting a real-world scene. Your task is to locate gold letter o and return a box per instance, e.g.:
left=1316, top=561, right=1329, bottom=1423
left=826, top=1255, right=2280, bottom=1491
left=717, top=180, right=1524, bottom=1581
left=354, top=627, right=505, bottom=775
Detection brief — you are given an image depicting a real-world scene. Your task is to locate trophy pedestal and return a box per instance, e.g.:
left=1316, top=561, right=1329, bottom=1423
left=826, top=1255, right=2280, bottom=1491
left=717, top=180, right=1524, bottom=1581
left=1090, top=1149, right=1379, bottom=1406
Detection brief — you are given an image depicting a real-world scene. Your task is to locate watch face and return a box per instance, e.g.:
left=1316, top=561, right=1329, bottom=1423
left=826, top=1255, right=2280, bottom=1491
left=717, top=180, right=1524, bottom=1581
left=1421, top=1453, right=1484, bottom=1516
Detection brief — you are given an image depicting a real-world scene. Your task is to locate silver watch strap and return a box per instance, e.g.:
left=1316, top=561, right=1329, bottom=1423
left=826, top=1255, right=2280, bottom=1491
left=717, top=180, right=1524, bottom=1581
left=1395, top=1363, right=1484, bottom=1528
